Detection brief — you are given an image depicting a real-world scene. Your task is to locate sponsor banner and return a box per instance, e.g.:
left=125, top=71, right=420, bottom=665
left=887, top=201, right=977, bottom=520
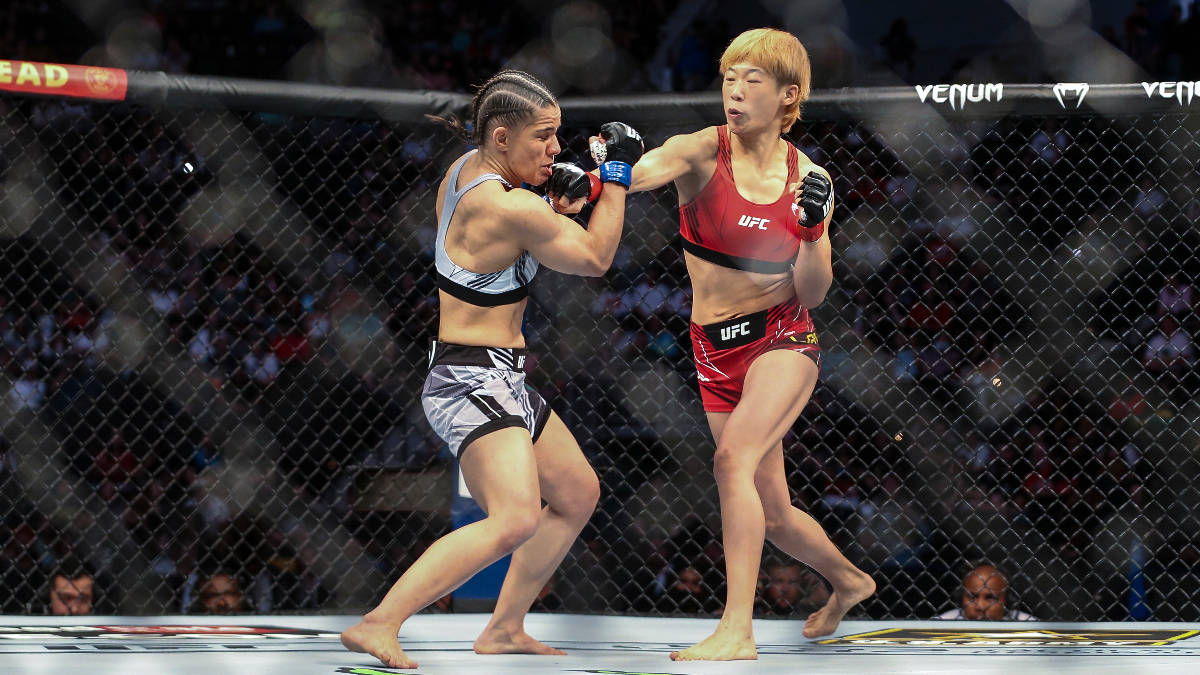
left=0, top=624, right=338, bottom=639
left=915, top=83, right=1003, bottom=110
left=0, top=60, right=127, bottom=101
left=818, top=627, right=1200, bottom=647
left=1053, top=83, right=1089, bottom=109
left=1142, top=80, right=1200, bottom=105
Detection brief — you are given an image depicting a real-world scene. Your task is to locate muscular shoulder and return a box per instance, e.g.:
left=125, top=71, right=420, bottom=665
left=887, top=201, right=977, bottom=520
left=665, top=126, right=720, bottom=164
left=484, top=182, right=559, bottom=240
left=662, top=127, right=721, bottom=198
left=487, top=181, right=546, bottom=217
left=453, top=179, right=538, bottom=232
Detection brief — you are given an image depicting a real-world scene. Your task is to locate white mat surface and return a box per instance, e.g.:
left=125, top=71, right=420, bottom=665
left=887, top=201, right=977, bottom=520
left=2, top=613, right=1199, bottom=674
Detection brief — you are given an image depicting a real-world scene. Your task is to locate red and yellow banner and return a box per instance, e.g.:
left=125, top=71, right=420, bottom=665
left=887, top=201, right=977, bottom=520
left=0, top=60, right=127, bottom=101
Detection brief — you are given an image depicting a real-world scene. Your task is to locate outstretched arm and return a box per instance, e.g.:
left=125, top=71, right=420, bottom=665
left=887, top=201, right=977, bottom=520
left=628, top=129, right=713, bottom=193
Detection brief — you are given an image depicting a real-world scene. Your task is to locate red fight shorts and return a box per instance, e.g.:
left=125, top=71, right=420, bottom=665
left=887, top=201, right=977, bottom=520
left=689, top=297, right=821, bottom=413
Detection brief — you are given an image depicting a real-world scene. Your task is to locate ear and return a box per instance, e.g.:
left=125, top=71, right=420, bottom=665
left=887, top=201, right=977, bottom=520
left=782, top=83, right=800, bottom=105
left=491, top=124, right=509, bottom=151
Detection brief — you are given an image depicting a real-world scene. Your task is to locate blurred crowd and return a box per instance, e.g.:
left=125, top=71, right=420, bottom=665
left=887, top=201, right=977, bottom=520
left=6, top=1, right=1200, bottom=94
left=0, top=0, right=1198, bottom=622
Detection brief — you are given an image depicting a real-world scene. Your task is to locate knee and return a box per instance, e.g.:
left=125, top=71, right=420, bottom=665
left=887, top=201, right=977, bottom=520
left=493, top=509, right=541, bottom=551
left=712, top=443, right=756, bottom=484
left=566, top=471, right=601, bottom=521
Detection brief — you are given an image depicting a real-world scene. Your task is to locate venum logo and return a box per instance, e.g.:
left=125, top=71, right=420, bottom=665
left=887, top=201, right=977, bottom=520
left=915, top=83, right=1003, bottom=110
left=1141, top=81, right=1200, bottom=105
left=737, top=215, right=769, bottom=230
left=1052, top=83, right=1089, bottom=109
left=720, top=321, right=751, bottom=341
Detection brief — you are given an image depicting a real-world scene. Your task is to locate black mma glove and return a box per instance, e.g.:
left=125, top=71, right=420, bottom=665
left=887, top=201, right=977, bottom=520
left=588, top=121, right=644, bottom=190
left=796, top=170, right=833, bottom=242
left=543, top=162, right=602, bottom=213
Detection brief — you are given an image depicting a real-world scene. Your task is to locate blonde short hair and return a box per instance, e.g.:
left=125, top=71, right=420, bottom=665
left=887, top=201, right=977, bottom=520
left=718, top=28, right=811, bottom=133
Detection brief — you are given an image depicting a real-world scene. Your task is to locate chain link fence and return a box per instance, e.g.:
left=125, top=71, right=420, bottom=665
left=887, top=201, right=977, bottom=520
left=1, top=75, right=1198, bottom=622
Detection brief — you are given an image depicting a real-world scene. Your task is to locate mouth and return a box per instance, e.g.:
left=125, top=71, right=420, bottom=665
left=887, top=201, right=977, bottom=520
left=727, top=108, right=744, bottom=120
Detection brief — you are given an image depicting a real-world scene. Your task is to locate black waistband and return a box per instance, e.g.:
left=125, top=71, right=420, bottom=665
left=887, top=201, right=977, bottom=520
left=437, top=274, right=530, bottom=307
left=428, top=341, right=529, bottom=371
left=681, top=238, right=794, bottom=275
left=697, top=308, right=770, bottom=349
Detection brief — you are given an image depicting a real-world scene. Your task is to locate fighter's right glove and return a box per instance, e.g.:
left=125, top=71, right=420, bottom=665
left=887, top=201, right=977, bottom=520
left=545, top=162, right=602, bottom=212
left=588, top=121, right=644, bottom=190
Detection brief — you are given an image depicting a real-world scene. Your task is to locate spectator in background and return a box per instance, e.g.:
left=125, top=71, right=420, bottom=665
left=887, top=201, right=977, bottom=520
left=936, top=563, right=1036, bottom=620
left=757, top=559, right=830, bottom=617
left=252, top=533, right=329, bottom=611
left=192, top=570, right=246, bottom=614
left=48, top=557, right=97, bottom=616
left=8, top=362, right=46, bottom=411
left=1142, top=313, right=1197, bottom=398
left=658, top=563, right=717, bottom=615
left=653, top=518, right=724, bottom=616
left=243, top=338, right=282, bottom=386
left=1157, top=273, right=1195, bottom=319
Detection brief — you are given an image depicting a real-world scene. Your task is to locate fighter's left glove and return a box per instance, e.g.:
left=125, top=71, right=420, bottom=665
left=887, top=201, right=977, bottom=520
left=796, top=170, right=833, bottom=242
left=588, top=122, right=644, bottom=190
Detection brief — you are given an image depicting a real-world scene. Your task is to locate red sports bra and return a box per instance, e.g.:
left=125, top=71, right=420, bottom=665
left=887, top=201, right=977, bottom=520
left=679, top=126, right=808, bottom=274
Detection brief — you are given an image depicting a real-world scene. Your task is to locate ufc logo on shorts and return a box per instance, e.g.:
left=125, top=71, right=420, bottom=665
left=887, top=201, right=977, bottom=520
left=720, top=321, right=751, bottom=341
left=738, top=215, right=769, bottom=230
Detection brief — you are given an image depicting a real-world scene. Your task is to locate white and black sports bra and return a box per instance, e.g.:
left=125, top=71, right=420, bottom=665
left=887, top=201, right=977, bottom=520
left=435, top=150, right=539, bottom=307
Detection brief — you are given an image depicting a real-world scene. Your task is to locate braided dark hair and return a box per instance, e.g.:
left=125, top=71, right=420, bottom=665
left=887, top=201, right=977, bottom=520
left=430, top=70, right=557, bottom=146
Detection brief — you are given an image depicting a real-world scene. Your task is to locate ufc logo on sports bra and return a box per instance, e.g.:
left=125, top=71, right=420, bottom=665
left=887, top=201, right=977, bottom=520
left=720, top=321, right=752, bottom=341
left=738, top=215, right=770, bottom=230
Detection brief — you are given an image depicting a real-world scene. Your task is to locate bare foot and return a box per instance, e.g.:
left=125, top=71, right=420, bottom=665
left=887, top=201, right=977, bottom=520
left=669, top=626, right=757, bottom=661
left=474, top=628, right=566, bottom=656
left=341, top=618, right=417, bottom=669
left=802, top=572, right=876, bottom=639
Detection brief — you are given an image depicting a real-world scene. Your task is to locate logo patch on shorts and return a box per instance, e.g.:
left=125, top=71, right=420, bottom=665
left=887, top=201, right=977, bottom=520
left=703, top=312, right=767, bottom=349
left=786, top=332, right=818, bottom=345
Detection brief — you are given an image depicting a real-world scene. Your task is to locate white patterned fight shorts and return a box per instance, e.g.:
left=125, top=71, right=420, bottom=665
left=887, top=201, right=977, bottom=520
left=421, top=341, right=551, bottom=457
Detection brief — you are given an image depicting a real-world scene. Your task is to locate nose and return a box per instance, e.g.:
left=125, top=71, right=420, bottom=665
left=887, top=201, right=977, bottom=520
left=728, top=81, right=745, bottom=101
left=549, top=135, right=561, bottom=157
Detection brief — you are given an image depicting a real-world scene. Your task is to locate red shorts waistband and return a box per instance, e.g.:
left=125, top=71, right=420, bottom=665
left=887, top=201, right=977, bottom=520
left=690, top=297, right=802, bottom=350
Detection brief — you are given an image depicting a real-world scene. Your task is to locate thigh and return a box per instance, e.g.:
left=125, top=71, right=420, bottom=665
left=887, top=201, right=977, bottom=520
left=458, top=426, right=541, bottom=518
left=532, top=410, right=598, bottom=507
left=717, top=349, right=820, bottom=461
left=423, top=365, right=528, bottom=458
